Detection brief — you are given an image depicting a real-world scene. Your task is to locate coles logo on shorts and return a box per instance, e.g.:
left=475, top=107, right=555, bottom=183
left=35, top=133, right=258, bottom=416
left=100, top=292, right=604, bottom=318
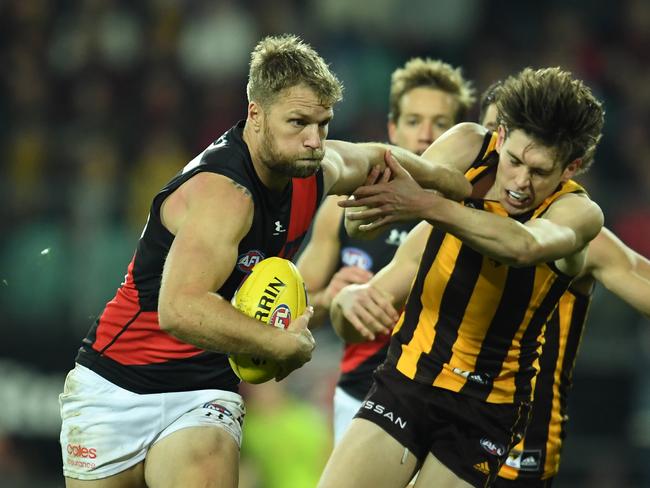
left=237, top=250, right=265, bottom=273
left=270, top=304, right=291, bottom=329
left=341, top=247, right=373, bottom=270
left=479, top=437, right=506, bottom=457
left=67, top=443, right=97, bottom=459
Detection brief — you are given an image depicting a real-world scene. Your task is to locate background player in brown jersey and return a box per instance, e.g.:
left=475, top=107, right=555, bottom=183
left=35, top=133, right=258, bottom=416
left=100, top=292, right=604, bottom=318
left=317, top=67, right=605, bottom=488
left=58, top=34, right=474, bottom=488
left=297, top=57, right=475, bottom=444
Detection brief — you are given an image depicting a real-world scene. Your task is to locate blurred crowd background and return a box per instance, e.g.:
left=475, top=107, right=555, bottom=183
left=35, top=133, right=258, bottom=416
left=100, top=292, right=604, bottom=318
left=1, top=1, right=649, bottom=487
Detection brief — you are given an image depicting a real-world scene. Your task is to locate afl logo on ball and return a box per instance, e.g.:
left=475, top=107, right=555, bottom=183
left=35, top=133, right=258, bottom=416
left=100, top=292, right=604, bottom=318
left=237, top=250, right=265, bottom=273
left=270, top=304, right=292, bottom=329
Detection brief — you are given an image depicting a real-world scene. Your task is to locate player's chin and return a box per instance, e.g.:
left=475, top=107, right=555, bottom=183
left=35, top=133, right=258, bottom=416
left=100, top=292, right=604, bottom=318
left=291, top=159, right=321, bottom=178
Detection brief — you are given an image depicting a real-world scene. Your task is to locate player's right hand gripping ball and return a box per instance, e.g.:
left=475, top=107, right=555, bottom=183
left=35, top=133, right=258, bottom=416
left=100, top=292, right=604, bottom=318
left=229, top=257, right=307, bottom=383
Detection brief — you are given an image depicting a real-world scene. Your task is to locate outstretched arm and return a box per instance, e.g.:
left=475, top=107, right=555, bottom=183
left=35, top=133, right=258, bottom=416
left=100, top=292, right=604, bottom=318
left=157, top=172, right=315, bottom=376
left=340, top=123, right=489, bottom=238
left=344, top=153, right=603, bottom=271
left=586, top=228, right=650, bottom=317
left=296, top=196, right=373, bottom=327
left=414, top=192, right=603, bottom=270
left=322, top=126, right=475, bottom=200
left=331, top=221, right=431, bottom=343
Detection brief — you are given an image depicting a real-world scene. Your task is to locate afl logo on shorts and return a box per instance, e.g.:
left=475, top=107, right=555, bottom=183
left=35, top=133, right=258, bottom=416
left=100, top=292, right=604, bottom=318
left=203, top=401, right=233, bottom=418
left=270, top=304, right=292, bottom=329
left=237, top=250, right=265, bottom=273
left=341, top=247, right=373, bottom=270
left=480, top=437, right=506, bottom=457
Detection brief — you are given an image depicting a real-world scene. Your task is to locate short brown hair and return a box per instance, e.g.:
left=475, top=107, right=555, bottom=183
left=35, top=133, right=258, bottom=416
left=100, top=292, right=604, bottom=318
left=247, top=34, right=343, bottom=108
left=497, top=67, right=604, bottom=172
left=388, top=58, right=476, bottom=123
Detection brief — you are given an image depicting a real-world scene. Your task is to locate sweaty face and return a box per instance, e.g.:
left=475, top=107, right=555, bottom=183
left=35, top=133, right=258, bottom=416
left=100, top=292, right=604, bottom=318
left=388, top=87, right=459, bottom=155
left=258, top=85, right=332, bottom=178
left=490, top=128, right=577, bottom=215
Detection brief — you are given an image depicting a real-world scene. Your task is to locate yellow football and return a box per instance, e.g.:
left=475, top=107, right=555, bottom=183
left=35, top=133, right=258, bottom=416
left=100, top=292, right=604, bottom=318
left=229, top=257, right=307, bottom=384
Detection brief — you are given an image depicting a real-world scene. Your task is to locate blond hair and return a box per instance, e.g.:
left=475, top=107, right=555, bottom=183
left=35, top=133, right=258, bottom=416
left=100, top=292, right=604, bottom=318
left=247, top=34, right=343, bottom=108
left=389, top=58, right=476, bottom=123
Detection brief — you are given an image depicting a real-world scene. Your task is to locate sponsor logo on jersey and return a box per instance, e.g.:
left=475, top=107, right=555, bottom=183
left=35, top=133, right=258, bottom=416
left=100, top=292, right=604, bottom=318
left=270, top=304, right=292, bottom=329
left=451, top=367, right=491, bottom=385
left=361, top=400, right=407, bottom=429
left=273, top=220, right=287, bottom=235
left=237, top=250, right=265, bottom=273
left=385, top=229, right=409, bottom=246
left=480, top=437, right=506, bottom=457
left=341, top=247, right=373, bottom=270
left=67, top=443, right=97, bottom=459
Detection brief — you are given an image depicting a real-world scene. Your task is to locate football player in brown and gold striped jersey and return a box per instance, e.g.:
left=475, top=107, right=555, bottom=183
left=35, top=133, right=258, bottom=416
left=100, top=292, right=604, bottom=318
left=318, top=67, right=605, bottom=488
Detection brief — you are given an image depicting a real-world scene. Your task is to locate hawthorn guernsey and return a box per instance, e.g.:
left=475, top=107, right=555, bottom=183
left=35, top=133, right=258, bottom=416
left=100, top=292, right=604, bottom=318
left=229, top=257, right=308, bottom=383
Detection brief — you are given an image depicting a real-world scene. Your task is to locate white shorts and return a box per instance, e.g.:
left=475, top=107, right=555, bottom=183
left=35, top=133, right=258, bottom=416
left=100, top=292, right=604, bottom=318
left=59, top=363, right=245, bottom=481
left=333, top=386, right=363, bottom=445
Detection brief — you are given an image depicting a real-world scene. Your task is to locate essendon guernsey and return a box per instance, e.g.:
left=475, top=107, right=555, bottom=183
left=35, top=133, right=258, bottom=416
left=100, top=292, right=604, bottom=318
left=386, top=132, right=587, bottom=404
left=76, top=121, right=324, bottom=394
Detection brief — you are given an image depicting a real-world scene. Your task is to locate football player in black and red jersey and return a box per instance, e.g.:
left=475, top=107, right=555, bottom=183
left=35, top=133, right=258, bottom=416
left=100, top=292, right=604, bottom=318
left=59, top=35, right=471, bottom=488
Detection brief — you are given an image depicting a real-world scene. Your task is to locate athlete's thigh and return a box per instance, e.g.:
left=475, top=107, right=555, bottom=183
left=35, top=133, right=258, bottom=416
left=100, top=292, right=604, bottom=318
left=414, top=453, right=474, bottom=488
left=318, top=418, right=419, bottom=488
left=65, top=463, right=146, bottom=488
left=144, top=426, right=239, bottom=488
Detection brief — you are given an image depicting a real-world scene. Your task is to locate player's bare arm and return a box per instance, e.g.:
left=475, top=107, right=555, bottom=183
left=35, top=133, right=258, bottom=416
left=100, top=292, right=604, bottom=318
left=296, top=196, right=373, bottom=328
left=158, top=172, right=314, bottom=364
left=322, top=138, right=472, bottom=200
left=585, top=227, right=650, bottom=317
left=331, top=221, right=431, bottom=342
left=405, top=191, right=602, bottom=271
left=420, top=122, right=492, bottom=172
left=339, top=123, right=486, bottom=235
left=456, top=192, right=603, bottom=270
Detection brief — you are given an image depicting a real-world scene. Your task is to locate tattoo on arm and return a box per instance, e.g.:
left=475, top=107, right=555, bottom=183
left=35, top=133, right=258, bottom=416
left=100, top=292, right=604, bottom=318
left=230, top=180, right=252, bottom=198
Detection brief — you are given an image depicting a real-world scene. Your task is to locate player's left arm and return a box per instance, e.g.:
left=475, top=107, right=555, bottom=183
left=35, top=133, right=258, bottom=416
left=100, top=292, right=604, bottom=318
left=585, top=228, right=650, bottom=317
left=321, top=139, right=471, bottom=201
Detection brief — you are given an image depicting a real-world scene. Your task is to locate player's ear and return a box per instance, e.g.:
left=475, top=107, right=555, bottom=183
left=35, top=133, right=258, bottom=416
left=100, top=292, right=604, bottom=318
left=561, top=158, right=582, bottom=181
left=495, top=125, right=507, bottom=153
left=248, top=101, right=263, bottom=132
